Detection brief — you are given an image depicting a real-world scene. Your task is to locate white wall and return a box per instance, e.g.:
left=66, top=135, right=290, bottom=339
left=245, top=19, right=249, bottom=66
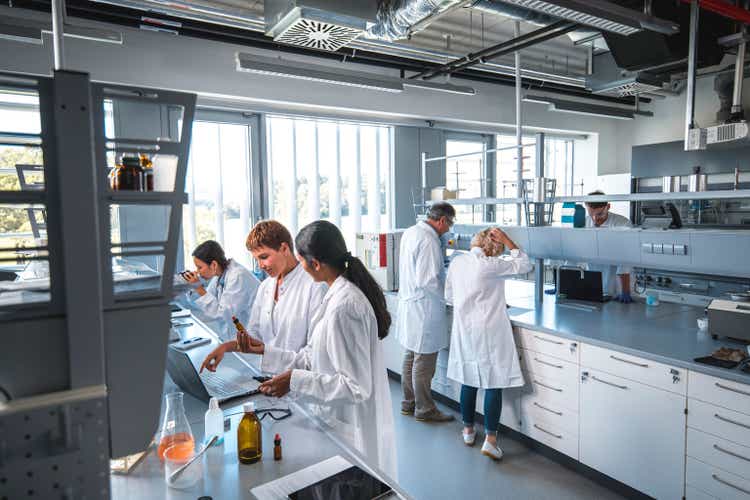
left=0, top=6, right=632, bottom=175
left=619, top=65, right=750, bottom=169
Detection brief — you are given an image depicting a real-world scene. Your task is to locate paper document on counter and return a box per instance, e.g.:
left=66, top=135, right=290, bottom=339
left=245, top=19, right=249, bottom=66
left=250, top=455, right=400, bottom=500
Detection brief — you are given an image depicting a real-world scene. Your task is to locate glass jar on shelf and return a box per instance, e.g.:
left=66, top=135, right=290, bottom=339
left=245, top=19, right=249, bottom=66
left=140, top=153, right=154, bottom=192
left=110, top=155, right=143, bottom=191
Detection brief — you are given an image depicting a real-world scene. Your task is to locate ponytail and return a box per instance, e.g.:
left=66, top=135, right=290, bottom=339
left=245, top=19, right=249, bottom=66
left=192, top=240, right=229, bottom=270
left=342, top=256, right=392, bottom=339
left=295, top=221, right=392, bottom=339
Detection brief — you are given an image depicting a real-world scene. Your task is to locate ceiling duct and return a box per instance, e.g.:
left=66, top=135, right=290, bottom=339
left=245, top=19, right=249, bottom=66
left=470, top=0, right=555, bottom=26
left=482, top=0, right=679, bottom=36
left=365, top=0, right=465, bottom=42
left=264, top=0, right=378, bottom=51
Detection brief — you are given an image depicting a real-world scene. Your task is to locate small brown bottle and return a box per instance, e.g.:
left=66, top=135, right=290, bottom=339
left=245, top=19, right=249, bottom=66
left=232, top=315, right=248, bottom=334
left=273, top=434, right=282, bottom=461
left=237, top=402, right=262, bottom=464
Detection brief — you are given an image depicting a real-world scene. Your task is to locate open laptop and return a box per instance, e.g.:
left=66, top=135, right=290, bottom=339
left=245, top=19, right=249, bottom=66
left=557, top=269, right=612, bottom=303
left=166, top=346, right=261, bottom=403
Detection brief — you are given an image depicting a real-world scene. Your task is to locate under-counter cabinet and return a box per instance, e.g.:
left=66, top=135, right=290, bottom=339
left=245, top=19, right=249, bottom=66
left=686, top=372, right=750, bottom=499
left=579, top=345, right=687, bottom=500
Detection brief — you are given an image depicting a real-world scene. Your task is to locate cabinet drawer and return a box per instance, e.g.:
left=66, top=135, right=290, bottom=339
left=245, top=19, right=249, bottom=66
left=580, top=343, right=686, bottom=395
left=515, top=328, right=579, bottom=364
left=522, top=369, right=579, bottom=414
left=687, top=428, right=750, bottom=481
left=689, top=399, right=750, bottom=448
left=521, top=412, right=579, bottom=460
left=521, top=393, right=579, bottom=436
left=689, top=372, right=750, bottom=416
left=686, top=456, right=750, bottom=500
left=686, top=485, right=717, bottom=500
left=521, top=349, right=579, bottom=390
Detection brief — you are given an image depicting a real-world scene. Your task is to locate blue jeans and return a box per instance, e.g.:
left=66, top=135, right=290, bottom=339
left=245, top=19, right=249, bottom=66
left=460, top=385, right=503, bottom=433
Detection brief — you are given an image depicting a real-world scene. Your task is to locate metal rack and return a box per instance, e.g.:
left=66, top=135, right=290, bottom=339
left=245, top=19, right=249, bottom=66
left=0, top=69, right=196, bottom=499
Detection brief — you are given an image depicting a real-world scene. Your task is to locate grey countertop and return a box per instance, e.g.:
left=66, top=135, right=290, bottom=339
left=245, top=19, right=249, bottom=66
left=110, top=318, right=408, bottom=500
left=386, top=282, right=750, bottom=385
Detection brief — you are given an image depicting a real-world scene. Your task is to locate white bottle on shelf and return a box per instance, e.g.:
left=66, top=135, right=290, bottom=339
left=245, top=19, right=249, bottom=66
left=204, top=397, right=224, bottom=446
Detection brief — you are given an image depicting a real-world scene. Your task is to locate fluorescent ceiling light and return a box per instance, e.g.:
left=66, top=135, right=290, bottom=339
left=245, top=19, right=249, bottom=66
left=403, top=80, right=476, bottom=96
left=0, top=16, right=123, bottom=44
left=496, top=0, right=679, bottom=36
left=237, top=53, right=403, bottom=93
left=0, top=23, right=43, bottom=45
left=236, top=53, right=477, bottom=95
left=54, top=24, right=123, bottom=44
left=523, top=94, right=634, bottom=120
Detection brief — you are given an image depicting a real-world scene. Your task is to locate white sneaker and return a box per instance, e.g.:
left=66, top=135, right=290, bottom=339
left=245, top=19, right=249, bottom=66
left=481, top=440, right=503, bottom=460
left=462, top=429, right=476, bottom=446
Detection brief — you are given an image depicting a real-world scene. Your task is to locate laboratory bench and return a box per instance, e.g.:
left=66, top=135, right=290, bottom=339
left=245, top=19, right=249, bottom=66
left=110, top=317, right=410, bottom=500
left=383, top=281, right=750, bottom=500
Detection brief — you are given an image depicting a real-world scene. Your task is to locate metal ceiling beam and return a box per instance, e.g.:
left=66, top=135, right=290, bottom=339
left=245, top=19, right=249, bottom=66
left=410, top=19, right=578, bottom=80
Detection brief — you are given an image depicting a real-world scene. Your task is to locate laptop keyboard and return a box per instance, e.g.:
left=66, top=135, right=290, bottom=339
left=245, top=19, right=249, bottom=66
left=199, top=371, right=254, bottom=398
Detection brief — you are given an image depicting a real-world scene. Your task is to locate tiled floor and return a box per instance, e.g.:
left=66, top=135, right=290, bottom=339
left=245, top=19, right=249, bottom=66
left=389, top=379, right=627, bottom=500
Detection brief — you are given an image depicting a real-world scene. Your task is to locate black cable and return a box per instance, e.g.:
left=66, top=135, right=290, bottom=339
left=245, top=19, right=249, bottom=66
left=0, top=385, right=11, bottom=403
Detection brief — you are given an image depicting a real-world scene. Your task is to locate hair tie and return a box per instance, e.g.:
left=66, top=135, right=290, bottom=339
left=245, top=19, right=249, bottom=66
left=342, top=251, right=352, bottom=268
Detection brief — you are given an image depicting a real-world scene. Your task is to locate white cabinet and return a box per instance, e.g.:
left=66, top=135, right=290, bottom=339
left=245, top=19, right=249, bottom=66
left=518, top=345, right=581, bottom=459
left=515, top=327, right=580, bottom=364
left=686, top=371, right=750, bottom=500
left=580, top=343, right=686, bottom=395
left=580, top=368, right=686, bottom=500
left=686, top=457, right=750, bottom=500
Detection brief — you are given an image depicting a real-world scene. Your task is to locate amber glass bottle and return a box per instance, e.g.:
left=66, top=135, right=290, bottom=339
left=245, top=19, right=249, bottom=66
left=237, top=402, right=262, bottom=464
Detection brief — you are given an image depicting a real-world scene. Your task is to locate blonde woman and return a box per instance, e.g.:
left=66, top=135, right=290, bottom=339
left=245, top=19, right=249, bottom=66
left=445, top=228, right=533, bottom=460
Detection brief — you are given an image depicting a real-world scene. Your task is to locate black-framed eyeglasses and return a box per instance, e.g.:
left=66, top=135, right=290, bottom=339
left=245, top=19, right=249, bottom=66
left=256, top=408, right=292, bottom=421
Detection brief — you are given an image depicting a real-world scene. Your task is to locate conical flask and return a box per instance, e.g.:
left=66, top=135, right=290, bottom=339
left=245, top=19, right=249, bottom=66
left=157, top=392, right=195, bottom=461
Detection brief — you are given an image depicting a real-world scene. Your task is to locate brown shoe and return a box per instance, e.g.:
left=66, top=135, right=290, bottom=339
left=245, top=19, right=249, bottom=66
left=401, top=408, right=415, bottom=416
left=415, top=410, right=455, bottom=422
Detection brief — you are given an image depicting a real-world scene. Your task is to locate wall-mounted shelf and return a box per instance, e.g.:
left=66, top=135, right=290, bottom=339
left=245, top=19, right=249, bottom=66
left=104, top=192, right=188, bottom=204
left=427, top=189, right=750, bottom=207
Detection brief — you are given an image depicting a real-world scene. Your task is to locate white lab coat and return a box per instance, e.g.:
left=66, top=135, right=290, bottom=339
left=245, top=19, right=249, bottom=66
left=247, top=263, right=327, bottom=352
left=187, top=259, right=260, bottom=341
left=261, top=276, right=397, bottom=480
left=445, top=247, right=533, bottom=389
left=395, top=221, right=448, bottom=354
left=585, top=212, right=632, bottom=297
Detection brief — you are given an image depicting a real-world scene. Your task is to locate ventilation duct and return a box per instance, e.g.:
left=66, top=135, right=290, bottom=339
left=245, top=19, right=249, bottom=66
left=264, top=0, right=378, bottom=51
left=470, top=0, right=556, bottom=26
left=365, top=0, right=463, bottom=42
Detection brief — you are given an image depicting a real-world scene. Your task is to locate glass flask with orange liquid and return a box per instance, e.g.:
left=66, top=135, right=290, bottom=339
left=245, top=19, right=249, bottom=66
left=157, top=392, right=195, bottom=461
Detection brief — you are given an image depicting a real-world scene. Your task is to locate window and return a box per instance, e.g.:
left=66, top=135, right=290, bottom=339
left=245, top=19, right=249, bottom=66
left=496, top=134, right=574, bottom=225
left=445, top=139, right=487, bottom=225
left=182, top=118, right=256, bottom=270
left=267, top=116, right=392, bottom=249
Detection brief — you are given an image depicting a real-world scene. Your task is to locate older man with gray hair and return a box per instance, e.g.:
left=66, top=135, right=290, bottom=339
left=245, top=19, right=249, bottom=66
left=395, top=202, right=456, bottom=423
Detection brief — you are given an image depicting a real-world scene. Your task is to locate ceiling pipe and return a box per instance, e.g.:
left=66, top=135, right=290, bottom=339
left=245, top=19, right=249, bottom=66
left=410, top=19, right=579, bottom=80
left=51, top=0, right=66, bottom=70
left=678, top=0, right=750, bottom=24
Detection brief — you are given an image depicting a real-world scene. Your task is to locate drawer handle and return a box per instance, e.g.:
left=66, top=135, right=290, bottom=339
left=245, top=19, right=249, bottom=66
left=533, top=402, right=563, bottom=416
left=713, top=444, right=750, bottom=463
left=712, top=474, right=750, bottom=495
left=591, top=375, right=628, bottom=390
left=714, top=413, right=750, bottom=430
left=533, top=379, right=563, bottom=392
left=534, top=335, right=564, bottom=345
left=715, top=382, right=750, bottom=398
left=533, top=424, right=562, bottom=439
left=534, top=357, right=564, bottom=369
left=609, top=355, right=649, bottom=368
